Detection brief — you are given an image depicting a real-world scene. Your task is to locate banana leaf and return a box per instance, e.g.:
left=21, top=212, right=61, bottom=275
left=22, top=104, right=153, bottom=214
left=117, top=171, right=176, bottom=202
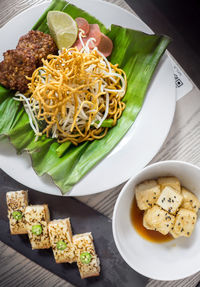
left=0, top=0, right=171, bottom=194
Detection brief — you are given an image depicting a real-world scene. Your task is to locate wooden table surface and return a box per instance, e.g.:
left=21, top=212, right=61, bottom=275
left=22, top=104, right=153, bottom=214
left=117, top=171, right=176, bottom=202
left=1, top=0, right=200, bottom=287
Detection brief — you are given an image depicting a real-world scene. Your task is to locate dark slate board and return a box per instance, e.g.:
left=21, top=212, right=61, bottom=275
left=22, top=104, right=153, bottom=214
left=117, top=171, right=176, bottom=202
left=0, top=169, right=148, bottom=287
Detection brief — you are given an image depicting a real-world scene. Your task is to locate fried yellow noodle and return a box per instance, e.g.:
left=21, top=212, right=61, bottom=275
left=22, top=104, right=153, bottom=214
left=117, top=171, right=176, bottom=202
left=16, top=46, right=127, bottom=145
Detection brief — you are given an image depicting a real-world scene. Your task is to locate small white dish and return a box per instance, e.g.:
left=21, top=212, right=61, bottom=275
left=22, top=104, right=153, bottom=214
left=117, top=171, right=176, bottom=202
left=112, top=160, right=200, bottom=281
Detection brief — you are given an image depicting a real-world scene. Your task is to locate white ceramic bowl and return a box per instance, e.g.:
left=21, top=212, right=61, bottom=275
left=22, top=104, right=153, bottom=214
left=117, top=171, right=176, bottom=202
left=112, top=160, right=200, bottom=281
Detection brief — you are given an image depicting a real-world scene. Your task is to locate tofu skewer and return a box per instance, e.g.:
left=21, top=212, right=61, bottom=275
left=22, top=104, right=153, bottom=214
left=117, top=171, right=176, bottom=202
left=6, top=190, right=28, bottom=235
left=73, top=233, right=100, bottom=279
left=24, top=205, right=51, bottom=249
left=48, top=218, right=76, bottom=263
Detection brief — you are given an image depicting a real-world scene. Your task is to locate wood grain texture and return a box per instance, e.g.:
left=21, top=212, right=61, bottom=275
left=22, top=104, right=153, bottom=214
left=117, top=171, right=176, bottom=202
left=0, top=0, right=45, bottom=28
left=0, top=241, right=72, bottom=287
left=0, top=0, right=133, bottom=28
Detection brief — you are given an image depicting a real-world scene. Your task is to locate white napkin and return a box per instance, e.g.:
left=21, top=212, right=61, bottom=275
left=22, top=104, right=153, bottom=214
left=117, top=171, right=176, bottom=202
left=170, top=57, right=193, bottom=101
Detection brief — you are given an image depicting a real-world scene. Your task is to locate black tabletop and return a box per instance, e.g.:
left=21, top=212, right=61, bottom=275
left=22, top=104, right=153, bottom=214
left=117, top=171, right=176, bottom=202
left=125, top=0, right=200, bottom=88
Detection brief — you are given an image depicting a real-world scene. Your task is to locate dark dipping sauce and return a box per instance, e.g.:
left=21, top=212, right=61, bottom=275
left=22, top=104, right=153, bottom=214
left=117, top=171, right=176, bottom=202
left=130, top=196, right=173, bottom=243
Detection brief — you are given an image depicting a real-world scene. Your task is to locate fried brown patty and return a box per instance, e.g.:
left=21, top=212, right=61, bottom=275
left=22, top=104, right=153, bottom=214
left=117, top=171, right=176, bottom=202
left=0, top=30, right=58, bottom=93
left=17, top=30, right=58, bottom=66
left=0, top=49, right=37, bottom=93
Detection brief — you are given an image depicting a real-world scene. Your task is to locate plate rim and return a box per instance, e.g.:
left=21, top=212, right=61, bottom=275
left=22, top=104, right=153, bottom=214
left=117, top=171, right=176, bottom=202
left=0, top=0, right=176, bottom=196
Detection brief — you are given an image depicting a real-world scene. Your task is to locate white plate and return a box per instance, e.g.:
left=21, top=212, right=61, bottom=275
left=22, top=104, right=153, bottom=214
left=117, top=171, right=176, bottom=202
left=0, top=0, right=176, bottom=196
left=113, top=161, right=200, bottom=280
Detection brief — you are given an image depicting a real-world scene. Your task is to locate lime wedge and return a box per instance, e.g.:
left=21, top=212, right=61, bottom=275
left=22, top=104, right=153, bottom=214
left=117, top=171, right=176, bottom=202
left=47, top=11, right=78, bottom=50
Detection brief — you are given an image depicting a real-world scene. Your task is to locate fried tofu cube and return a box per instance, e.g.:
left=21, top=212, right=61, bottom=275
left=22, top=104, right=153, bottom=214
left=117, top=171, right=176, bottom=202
left=156, top=186, right=183, bottom=214
left=143, top=205, right=175, bottom=235
left=181, top=187, right=200, bottom=213
left=170, top=229, right=180, bottom=239
left=25, top=205, right=51, bottom=249
left=135, top=180, right=160, bottom=210
left=48, top=218, right=76, bottom=263
left=171, top=208, right=197, bottom=238
left=6, top=190, right=28, bottom=234
left=73, top=233, right=100, bottom=279
left=157, top=177, right=181, bottom=193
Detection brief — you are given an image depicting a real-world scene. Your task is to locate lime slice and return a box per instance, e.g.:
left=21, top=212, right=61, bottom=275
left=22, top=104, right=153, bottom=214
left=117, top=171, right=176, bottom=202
left=47, top=11, right=78, bottom=50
